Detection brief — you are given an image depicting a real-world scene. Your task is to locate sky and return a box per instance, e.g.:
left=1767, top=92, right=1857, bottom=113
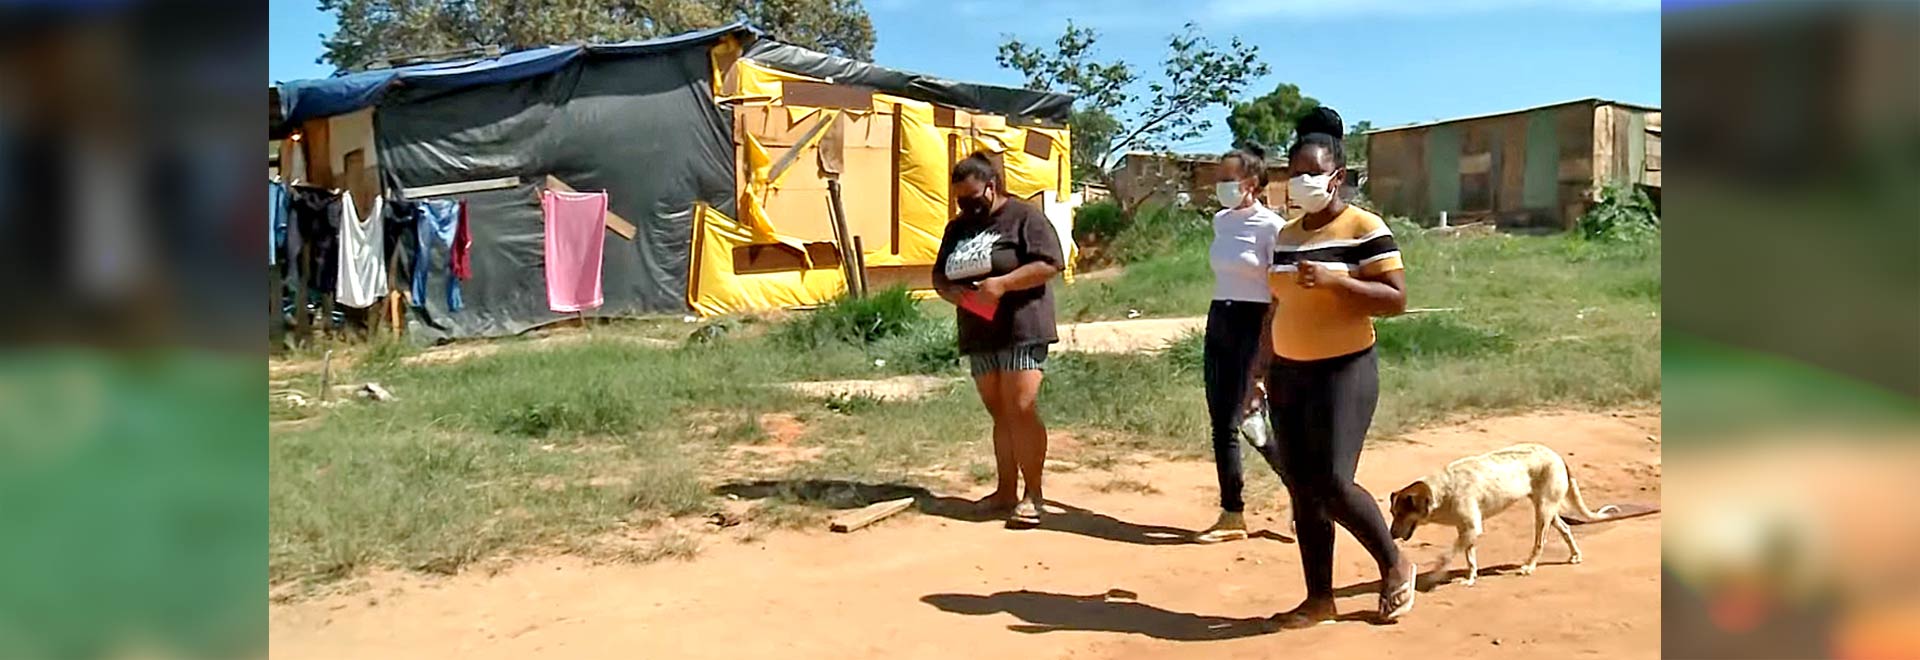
left=269, top=0, right=1661, bottom=154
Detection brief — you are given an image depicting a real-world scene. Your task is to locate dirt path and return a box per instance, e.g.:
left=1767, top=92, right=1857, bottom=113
left=1057, top=317, right=1205, bottom=353
left=269, top=409, right=1661, bottom=659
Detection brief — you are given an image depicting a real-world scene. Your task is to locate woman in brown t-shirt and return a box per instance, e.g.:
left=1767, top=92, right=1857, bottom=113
left=931, top=153, right=1065, bottom=528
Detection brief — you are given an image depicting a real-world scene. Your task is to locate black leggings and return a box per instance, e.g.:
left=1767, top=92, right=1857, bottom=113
left=1266, top=347, right=1402, bottom=599
left=1202, top=300, right=1268, bottom=513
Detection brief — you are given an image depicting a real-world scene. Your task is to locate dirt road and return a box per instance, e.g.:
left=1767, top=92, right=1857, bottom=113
left=269, top=409, right=1661, bottom=659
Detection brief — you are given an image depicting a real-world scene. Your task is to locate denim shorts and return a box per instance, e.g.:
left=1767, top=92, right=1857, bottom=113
left=967, top=343, right=1049, bottom=377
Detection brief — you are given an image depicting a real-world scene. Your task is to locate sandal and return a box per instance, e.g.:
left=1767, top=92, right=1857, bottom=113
left=1194, top=511, right=1249, bottom=544
left=1379, top=560, right=1416, bottom=622
left=1270, top=600, right=1337, bottom=630
left=1007, top=500, right=1042, bottom=528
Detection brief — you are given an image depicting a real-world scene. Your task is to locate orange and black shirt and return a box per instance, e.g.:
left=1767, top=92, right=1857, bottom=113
left=1267, top=205, right=1405, bottom=361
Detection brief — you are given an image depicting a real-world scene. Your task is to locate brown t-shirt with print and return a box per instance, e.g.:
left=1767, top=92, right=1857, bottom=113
left=931, top=197, right=1064, bottom=354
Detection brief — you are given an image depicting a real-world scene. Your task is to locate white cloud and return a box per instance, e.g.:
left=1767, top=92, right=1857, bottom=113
left=1208, top=0, right=1659, bottom=19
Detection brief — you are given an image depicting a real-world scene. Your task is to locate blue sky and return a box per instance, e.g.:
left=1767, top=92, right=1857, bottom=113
left=270, top=0, right=1660, bottom=153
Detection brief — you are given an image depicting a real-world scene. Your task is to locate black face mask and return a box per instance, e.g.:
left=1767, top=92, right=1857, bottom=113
left=957, top=192, right=991, bottom=216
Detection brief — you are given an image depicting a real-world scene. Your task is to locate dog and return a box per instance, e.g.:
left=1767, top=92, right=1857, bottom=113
left=1388, top=443, right=1619, bottom=585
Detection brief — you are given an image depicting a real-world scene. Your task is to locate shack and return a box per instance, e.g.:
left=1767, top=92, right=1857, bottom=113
left=1364, top=98, right=1660, bottom=230
left=269, top=23, right=1075, bottom=341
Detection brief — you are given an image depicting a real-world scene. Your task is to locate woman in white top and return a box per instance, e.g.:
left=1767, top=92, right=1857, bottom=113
left=1194, top=144, right=1285, bottom=543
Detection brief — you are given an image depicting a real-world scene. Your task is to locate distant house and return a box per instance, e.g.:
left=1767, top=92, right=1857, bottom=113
left=1116, top=152, right=1281, bottom=211
left=1365, top=98, right=1660, bottom=230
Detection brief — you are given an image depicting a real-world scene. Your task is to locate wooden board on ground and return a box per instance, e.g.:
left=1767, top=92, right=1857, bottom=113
left=1562, top=503, right=1660, bottom=525
left=828, top=497, right=916, bottom=533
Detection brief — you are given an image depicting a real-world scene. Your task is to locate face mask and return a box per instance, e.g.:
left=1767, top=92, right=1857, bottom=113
left=1288, top=172, right=1337, bottom=216
left=1214, top=181, right=1244, bottom=208
left=957, top=192, right=991, bottom=216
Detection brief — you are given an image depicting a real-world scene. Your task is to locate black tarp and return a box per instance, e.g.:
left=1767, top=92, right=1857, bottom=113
left=338, top=25, right=1071, bottom=341
left=741, top=40, right=1073, bottom=125
left=377, top=36, right=737, bottom=341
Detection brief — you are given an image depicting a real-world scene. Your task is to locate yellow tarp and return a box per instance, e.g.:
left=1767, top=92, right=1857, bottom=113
left=890, top=96, right=949, bottom=264
left=693, top=55, right=1077, bottom=315
left=688, top=203, right=847, bottom=317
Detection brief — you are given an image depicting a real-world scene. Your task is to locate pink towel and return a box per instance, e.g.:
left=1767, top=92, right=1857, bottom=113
left=541, top=190, right=608, bottom=313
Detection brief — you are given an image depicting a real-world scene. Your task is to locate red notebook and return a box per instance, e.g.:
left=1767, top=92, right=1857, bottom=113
left=958, top=290, right=997, bottom=321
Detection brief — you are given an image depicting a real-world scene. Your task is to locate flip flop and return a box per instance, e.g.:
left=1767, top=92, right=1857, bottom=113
left=1193, top=527, right=1249, bottom=544
left=1379, top=562, right=1416, bottom=622
left=1562, top=503, right=1660, bottom=525
left=1007, top=500, right=1042, bottom=529
left=1270, top=603, right=1338, bottom=630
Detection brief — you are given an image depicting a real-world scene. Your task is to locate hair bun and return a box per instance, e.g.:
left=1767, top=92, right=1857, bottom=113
left=1297, top=106, right=1344, bottom=139
left=1241, top=141, right=1268, bottom=158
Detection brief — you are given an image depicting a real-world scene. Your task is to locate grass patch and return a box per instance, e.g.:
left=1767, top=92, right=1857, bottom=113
left=270, top=224, right=1658, bottom=588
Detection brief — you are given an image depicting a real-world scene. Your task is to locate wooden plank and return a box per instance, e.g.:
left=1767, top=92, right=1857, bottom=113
left=1562, top=503, right=1660, bottom=525
left=890, top=103, right=902, bottom=255
left=828, top=497, right=915, bottom=533
left=766, top=111, right=835, bottom=185
left=782, top=81, right=874, bottom=110
left=1022, top=129, right=1053, bottom=160
left=546, top=176, right=638, bottom=240
left=402, top=176, right=520, bottom=199
left=852, top=235, right=870, bottom=296
left=826, top=179, right=863, bottom=298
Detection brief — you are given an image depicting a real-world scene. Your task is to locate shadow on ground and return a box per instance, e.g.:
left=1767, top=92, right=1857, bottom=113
left=920, top=589, right=1384, bottom=640
left=713, top=479, right=1202, bottom=546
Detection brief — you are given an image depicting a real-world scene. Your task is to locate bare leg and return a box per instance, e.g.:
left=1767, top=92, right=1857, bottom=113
left=972, top=372, right=1017, bottom=510
left=1001, top=369, right=1048, bottom=506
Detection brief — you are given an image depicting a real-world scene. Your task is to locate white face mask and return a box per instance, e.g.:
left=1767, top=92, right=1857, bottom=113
left=1214, top=181, right=1244, bottom=209
left=1287, top=172, right=1337, bottom=218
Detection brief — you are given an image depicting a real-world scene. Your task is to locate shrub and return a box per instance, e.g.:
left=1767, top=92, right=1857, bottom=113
left=871, top=319, right=962, bottom=374
left=1577, top=183, right=1659, bottom=242
left=1073, top=199, right=1127, bottom=245
left=1109, top=202, right=1210, bottom=265
left=774, top=286, right=924, bottom=348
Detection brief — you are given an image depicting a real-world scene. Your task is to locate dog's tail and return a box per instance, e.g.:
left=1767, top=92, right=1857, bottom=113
left=1564, top=468, right=1622, bottom=521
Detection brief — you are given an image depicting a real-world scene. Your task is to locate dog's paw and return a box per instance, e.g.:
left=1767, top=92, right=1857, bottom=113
left=1461, top=575, right=1477, bottom=587
left=1518, top=564, right=1537, bottom=576
left=1569, top=554, right=1584, bottom=565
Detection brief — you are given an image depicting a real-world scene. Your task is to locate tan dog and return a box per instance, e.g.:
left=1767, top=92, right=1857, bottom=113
left=1388, top=443, right=1619, bottom=585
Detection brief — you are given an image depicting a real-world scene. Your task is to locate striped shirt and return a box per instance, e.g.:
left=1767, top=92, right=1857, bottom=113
left=1267, top=205, right=1405, bottom=361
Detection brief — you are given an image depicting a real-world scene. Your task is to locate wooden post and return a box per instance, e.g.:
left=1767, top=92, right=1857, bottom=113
left=826, top=178, right=864, bottom=298
left=851, top=235, right=871, bottom=296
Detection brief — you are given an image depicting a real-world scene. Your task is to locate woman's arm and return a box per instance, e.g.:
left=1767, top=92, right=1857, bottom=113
left=1296, top=262, right=1407, bottom=317
left=1331, top=269, right=1407, bottom=317
left=930, top=231, right=965, bottom=306
left=979, top=261, right=1059, bottom=296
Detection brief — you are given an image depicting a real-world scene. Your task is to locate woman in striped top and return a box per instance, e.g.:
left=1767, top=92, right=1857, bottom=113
left=1265, top=108, right=1418, bottom=627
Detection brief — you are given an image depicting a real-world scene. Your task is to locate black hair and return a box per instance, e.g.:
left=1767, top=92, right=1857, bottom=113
left=1222, top=142, right=1270, bottom=186
left=950, top=152, right=1000, bottom=188
left=1289, top=106, right=1346, bottom=168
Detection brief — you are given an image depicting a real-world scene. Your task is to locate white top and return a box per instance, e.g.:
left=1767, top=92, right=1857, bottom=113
left=336, top=192, right=389, bottom=309
left=1210, top=203, right=1284, bottom=302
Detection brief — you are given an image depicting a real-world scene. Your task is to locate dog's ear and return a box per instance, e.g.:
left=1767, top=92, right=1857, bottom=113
left=1405, top=481, right=1435, bottom=513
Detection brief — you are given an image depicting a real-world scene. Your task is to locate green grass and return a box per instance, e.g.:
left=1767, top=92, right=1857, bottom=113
left=269, top=224, right=1659, bottom=588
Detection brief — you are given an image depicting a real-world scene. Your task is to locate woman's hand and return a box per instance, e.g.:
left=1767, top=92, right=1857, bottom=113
left=974, top=276, right=1008, bottom=307
left=1294, top=261, right=1348, bottom=292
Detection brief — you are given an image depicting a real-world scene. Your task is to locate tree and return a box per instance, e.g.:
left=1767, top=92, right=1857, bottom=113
left=1345, top=119, right=1374, bottom=166
left=999, top=21, right=1268, bottom=186
left=318, top=0, right=875, bottom=72
left=1226, top=82, right=1318, bottom=152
